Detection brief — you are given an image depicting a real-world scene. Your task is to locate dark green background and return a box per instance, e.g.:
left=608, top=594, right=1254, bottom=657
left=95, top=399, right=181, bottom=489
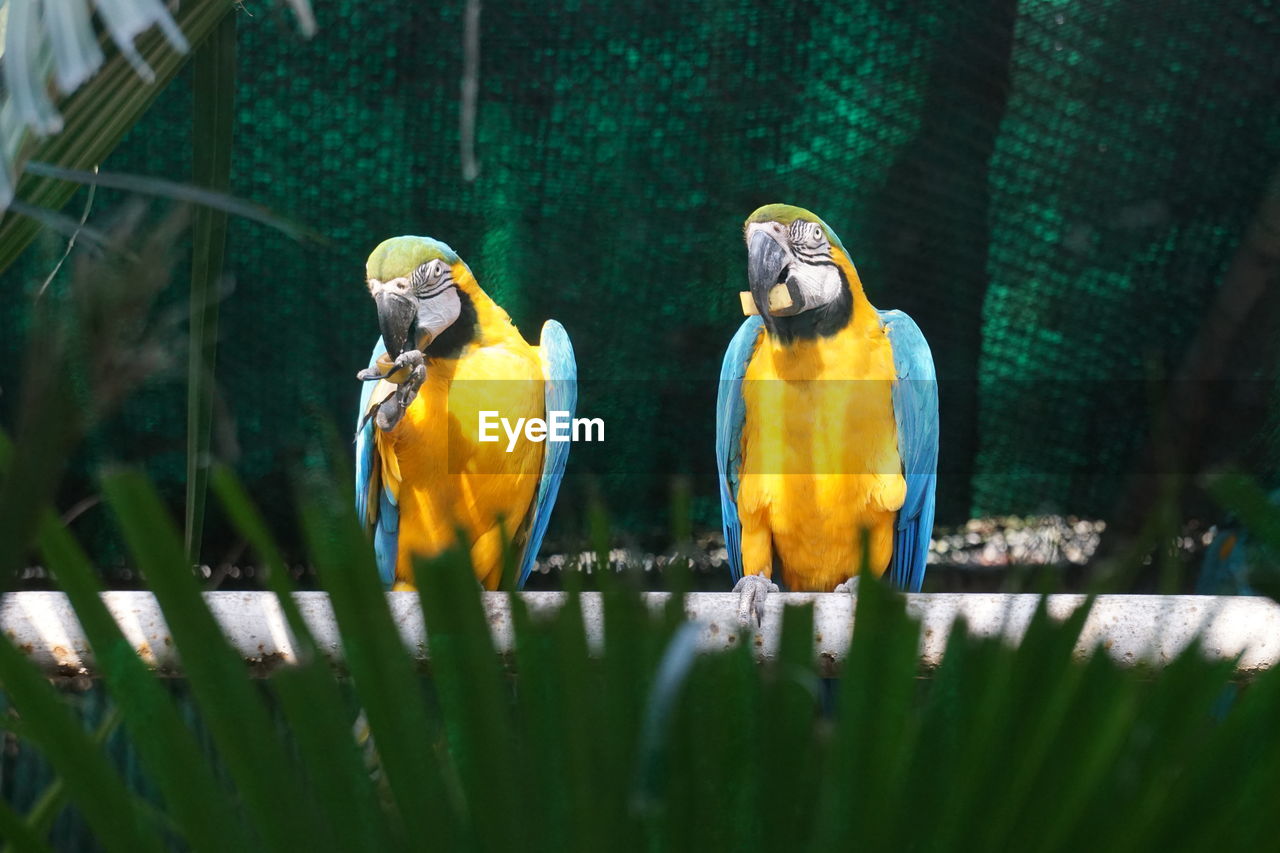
left=3, top=0, right=1279, bottom=558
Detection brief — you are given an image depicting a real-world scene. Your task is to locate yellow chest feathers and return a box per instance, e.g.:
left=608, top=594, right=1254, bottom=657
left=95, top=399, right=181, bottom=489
left=741, top=321, right=901, bottom=479
left=737, top=320, right=907, bottom=587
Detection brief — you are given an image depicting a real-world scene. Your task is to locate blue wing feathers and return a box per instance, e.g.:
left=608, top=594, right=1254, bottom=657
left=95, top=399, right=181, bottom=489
left=716, top=317, right=764, bottom=584
left=878, top=309, right=939, bottom=593
left=518, top=320, right=577, bottom=587
left=354, top=337, right=385, bottom=523
left=374, top=489, right=398, bottom=588
left=355, top=337, right=399, bottom=588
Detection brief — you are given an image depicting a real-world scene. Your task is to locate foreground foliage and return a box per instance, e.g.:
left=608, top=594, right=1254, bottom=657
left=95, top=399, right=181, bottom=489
left=0, top=453, right=1278, bottom=851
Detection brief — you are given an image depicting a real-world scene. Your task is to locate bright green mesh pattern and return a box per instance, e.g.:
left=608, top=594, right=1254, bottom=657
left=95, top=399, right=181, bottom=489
left=1, top=1, right=1277, bottom=552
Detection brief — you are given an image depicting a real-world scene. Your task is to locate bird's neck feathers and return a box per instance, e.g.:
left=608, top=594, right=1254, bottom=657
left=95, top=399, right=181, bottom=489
left=425, top=263, right=522, bottom=359
left=764, top=247, right=878, bottom=349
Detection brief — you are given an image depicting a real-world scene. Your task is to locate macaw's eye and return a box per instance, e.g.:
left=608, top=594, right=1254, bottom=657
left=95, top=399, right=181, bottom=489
left=789, top=219, right=824, bottom=249
left=414, top=260, right=452, bottom=297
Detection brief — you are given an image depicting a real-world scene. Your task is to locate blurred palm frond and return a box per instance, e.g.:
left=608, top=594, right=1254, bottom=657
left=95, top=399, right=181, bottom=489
left=0, top=0, right=315, bottom=270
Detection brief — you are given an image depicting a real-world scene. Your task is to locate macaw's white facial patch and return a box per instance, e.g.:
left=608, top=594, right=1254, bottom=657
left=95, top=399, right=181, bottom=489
left=417, top=287, right=462, bottom=345
left=788, top=259, right=842, bottom=308
left=781, top=220, right=840, bottom=308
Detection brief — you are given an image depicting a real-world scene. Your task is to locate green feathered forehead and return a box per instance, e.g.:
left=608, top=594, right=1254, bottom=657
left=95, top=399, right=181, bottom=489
left=745, top=204, right=846, bottom=253
left=365, top=235, right=462, bottom=280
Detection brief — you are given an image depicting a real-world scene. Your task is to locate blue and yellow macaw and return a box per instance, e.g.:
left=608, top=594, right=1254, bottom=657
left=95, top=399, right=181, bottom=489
left=1196, top=490, right=1280, bottom=595
left=1198, top=525, right=1257, bottom=596
left=716, top=204, right=939, bottom=621
left=354, top=236, right=576, bottom=590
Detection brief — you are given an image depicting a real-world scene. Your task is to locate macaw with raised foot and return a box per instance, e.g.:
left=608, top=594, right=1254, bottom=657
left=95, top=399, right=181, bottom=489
left=716, top=204, right=939, bottom=623
left=354, top=236, right=576, bottom=590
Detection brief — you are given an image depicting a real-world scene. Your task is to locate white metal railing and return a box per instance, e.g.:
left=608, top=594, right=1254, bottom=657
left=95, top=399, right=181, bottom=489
left=2, top=590, right=1278, bottom=677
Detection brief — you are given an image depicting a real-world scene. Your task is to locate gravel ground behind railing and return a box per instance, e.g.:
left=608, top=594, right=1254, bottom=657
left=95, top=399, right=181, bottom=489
left=14, top=516, right=1220, bottom=593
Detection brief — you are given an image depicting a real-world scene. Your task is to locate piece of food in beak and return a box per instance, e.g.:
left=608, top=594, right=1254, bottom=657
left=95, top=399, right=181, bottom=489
left=739, top=284, right=795, bottom=316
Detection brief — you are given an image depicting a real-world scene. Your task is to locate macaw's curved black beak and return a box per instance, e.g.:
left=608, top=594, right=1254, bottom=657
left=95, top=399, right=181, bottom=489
left=374, top=290, right=417, bottom=359
left=747, top=228, right=803, bottom=317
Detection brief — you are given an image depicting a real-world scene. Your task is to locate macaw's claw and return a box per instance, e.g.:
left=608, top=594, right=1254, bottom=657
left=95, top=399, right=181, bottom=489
left=733, top=574, right=779, bottom=626
left=374, top=398, right=405, bottom=432
left=372, top=352, right=427, bottom=431
left=358, top=349, right=427, bottom=384
left=373, top=377, right=422, bottom=431
left=833, top=576, right=861, bottom=595
left=393, top=349, right=425, bottom=374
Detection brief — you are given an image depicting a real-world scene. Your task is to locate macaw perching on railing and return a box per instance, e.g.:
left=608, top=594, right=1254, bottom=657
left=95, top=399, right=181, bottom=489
left=716, top=204, right=939, bottom=622
left=354, top=236, right=576, bottom=591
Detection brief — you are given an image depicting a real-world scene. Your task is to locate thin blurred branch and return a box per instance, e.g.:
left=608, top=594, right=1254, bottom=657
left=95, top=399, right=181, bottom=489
left=459, top=0, right=480, bottom=182
left=23, top=162, right=320, bottom=242
left=59, top=494, right=100, bottom=526
left=186, top=12, right=236, bottom=568
left=7, top=198, right=118, bottom=255
left=36, top=165, right=97, bottom=297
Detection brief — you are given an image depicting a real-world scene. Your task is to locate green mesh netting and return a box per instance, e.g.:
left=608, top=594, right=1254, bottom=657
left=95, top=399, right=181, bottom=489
left=976, top=0, right=1280, bottom=515
left=1, top=0, right=1278, bottom=558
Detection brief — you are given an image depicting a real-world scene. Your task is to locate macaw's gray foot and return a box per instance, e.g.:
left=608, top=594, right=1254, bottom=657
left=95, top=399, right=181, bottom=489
left=357, top=347, right=426, bottom=382
left=833, top=576, right=860, bottom=595
left=390, top=348, right=426, bottom=377
left=374, top=385, right=416, bottom=431
left=734, top=574, right=779, bottom=626
left=372, top=350, right=426, bottom=431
